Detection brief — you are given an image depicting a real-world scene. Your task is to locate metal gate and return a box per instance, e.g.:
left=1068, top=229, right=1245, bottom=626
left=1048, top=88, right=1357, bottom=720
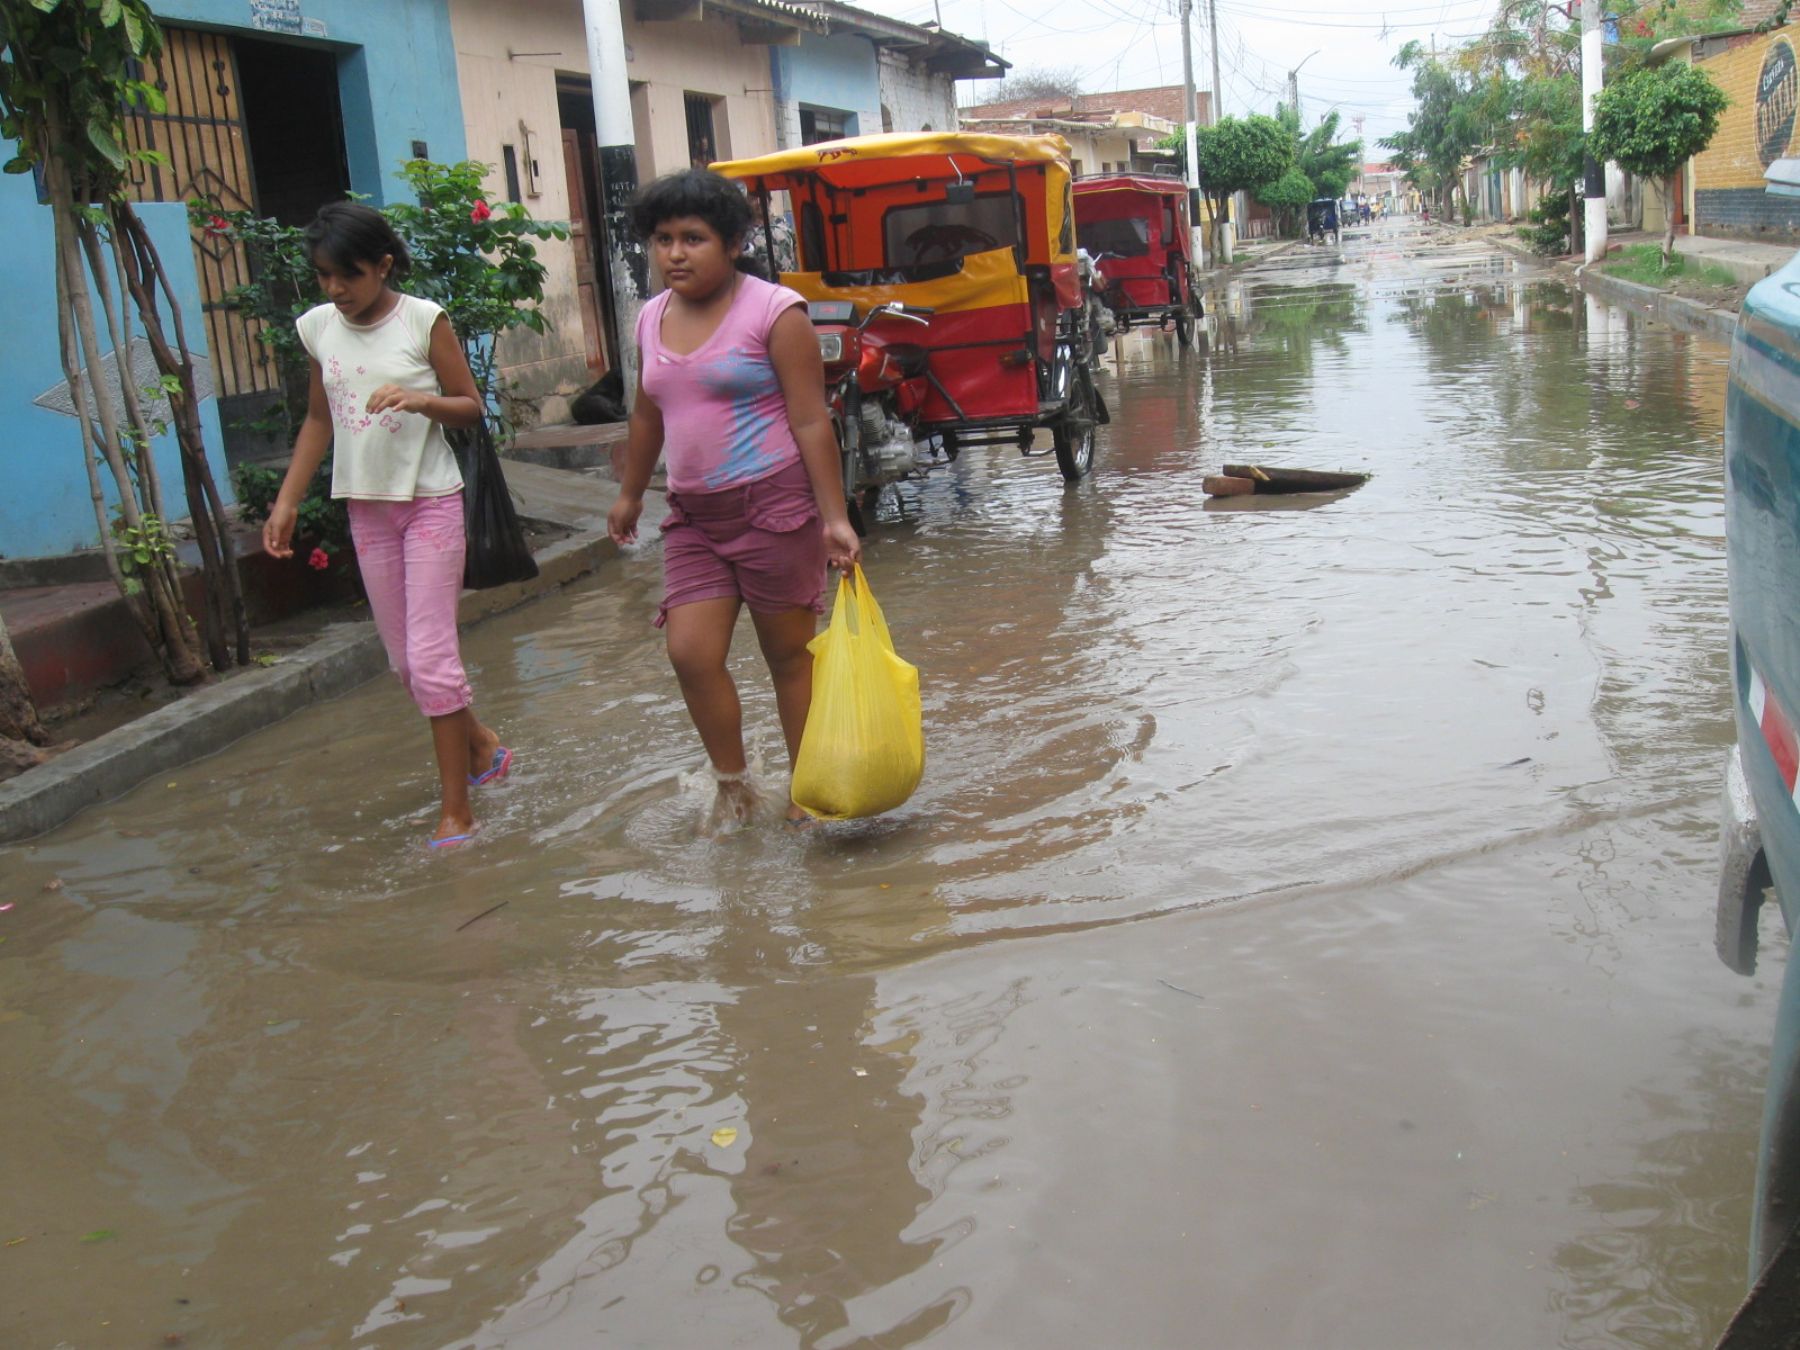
left=122, top=26, right=276, bottom=403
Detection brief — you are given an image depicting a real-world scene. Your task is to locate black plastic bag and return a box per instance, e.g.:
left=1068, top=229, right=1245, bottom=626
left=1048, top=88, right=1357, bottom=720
left=452, top=419, right=539, bottom=590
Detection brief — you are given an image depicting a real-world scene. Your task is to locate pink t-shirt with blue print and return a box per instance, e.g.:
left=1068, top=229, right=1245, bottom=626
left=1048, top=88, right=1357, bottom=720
left=637, top=273, right=808, bottom=495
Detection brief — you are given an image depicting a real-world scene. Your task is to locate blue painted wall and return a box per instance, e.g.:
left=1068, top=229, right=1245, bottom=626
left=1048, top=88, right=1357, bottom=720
left=774, top=31, right=880, bottom=134
left=154, top=0, right=466, bottom=204
left=0, top=0, right=465, bottom=559
left=0, top=196, right=227, bottom=560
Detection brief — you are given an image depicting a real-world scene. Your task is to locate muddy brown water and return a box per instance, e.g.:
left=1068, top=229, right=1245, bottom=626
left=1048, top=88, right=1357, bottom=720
left=2, top=221, right=1784, bottom=1348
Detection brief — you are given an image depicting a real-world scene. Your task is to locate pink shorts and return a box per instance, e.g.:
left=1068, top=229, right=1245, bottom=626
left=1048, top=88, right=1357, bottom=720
left=657, top=458, right=826, bottom=628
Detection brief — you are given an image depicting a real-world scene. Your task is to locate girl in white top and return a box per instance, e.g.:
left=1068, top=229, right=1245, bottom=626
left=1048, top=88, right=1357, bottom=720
left=262, top=203, right=509, bottom=849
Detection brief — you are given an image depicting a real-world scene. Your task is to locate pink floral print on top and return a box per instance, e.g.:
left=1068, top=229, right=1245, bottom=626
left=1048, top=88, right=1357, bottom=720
left=324, top=356, right=406, bottom=435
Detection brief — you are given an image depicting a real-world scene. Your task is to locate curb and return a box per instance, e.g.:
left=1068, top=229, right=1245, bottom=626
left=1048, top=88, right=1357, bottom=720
left=1574, top=265, right=1738, bottom=341
left=0, top=509, right=661, bottom=845
left=1207, top=238, right=1302, bottom=282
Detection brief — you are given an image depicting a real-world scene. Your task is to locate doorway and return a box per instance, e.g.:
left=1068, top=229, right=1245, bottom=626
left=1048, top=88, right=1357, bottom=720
left=123, top=27, right=352, bottom=463
left=557, top=83, right=617, bottom=379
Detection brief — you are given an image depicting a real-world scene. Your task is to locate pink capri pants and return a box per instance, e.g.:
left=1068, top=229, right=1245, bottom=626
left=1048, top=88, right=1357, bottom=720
left=347, top=493, right=474, bottom=718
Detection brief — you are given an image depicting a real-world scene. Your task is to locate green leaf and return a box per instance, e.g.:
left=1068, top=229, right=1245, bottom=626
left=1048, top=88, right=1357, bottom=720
left=122, top=7, right=145, bottom=52
left=99, top=0, right=123, bottom=26
left=85, top=118, right=125, bottom=171
left=79, top=1229, right=118, bottom=1244
left=3, top=155, right=33, bottom=175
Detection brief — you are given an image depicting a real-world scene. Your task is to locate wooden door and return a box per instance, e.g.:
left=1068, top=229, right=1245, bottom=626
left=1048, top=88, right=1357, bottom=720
left=121, top=26, right=276, bottom=402
left=561, top=129, right=609, bottom=376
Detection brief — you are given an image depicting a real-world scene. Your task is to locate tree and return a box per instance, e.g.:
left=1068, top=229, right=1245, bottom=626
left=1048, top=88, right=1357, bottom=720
left=1384, top=42, right=1487, bottom=220
left=0, top=612, right=51, bottom=783
left=1289, top=106, right=1362, bottom=201
left=1196, top=115, right=1293, bottom=258
left=983, top=66, right=1082, bottom=105
left=1590, top=62, right=1728, bottom=262
left=0, top=0, right=248, bottom=688
left=1255, top=166, right=1314, bottom=237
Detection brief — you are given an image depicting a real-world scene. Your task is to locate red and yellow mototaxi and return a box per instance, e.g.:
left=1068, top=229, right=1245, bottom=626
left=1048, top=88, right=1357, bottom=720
left=1072, top=173, right=1205, bottom=345
left=713, top=131, right=1107, bottom=496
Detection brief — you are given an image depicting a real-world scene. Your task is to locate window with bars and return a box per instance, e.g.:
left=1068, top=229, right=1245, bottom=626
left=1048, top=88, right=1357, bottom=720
left=685, top=92, right=719, bottom=169
left=799, top=107, right=851, bottom=146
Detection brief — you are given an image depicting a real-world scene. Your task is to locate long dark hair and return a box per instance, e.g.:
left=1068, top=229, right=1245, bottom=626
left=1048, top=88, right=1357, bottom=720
left=303, top=201, right=412, bottom=280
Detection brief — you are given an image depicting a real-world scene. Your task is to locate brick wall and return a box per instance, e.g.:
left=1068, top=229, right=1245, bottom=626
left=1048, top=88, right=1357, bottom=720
left=878, top=51, right=956, bottom=133
left=1696, top=187, right=1800, bottom=235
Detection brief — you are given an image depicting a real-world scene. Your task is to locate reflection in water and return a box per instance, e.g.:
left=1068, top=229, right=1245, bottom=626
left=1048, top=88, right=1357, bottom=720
left=1552, top=1031, right=1769, bottom=1348
left=0, top=220, right=1776, bottom=1347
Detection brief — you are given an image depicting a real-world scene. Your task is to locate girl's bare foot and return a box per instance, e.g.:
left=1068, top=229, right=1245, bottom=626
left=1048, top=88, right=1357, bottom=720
left=703, top=770, right=759, bottom=834
left=431, top=812, right=479, bottom=847
left=467, top=724, right=502, bottom=779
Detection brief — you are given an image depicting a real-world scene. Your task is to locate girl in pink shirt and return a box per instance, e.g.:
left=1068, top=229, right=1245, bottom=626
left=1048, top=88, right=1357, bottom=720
left=608, top=171, right=861, bottom=826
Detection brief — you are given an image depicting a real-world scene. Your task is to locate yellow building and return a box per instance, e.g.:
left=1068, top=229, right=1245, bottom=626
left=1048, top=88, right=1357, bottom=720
left=1686, top=24, right=1800, bottom=237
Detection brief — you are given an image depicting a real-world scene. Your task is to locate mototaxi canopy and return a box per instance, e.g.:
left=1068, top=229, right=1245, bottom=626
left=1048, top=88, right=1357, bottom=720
left=713, top=131, right=1076, bottom=291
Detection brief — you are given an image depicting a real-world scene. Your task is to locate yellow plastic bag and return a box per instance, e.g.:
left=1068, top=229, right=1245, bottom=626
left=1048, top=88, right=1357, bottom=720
left=790, top=565, right=923, bottom=820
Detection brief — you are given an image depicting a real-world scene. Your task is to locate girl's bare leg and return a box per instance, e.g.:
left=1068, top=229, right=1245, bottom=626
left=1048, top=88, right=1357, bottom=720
left=751, top=607, right=818, bottom=820
left=665, top=597, right=757, bottom=822
left=430, top=708, right=481, bottom=841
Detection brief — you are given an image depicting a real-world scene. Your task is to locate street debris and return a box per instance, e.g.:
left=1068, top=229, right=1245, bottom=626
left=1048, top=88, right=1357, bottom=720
left=1205, top=464, right=1370, bottom=497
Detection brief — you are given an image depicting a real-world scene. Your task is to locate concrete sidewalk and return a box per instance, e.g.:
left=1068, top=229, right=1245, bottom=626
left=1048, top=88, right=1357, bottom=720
left=0, top=432, right=634, bottom=713
left=0, top=458, right=665, bottom=843
left=1667, top=232, right=1793, bottom=286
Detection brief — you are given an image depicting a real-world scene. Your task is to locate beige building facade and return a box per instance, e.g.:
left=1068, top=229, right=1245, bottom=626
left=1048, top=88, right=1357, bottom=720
left=450, top=0, right=999, bottom=421
left=451, top=0, right=806, bottom=415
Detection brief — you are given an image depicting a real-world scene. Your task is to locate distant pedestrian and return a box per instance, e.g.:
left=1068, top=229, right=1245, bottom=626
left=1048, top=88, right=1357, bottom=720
left=261, top=202, right=510, bottom=849
left=745, top=193, right=798, bottom=276
left=607, top=170, right=860, bottom=828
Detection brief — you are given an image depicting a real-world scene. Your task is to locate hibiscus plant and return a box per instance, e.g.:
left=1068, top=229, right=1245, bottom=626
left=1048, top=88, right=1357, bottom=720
left=204, top=158, right=568, bottom=575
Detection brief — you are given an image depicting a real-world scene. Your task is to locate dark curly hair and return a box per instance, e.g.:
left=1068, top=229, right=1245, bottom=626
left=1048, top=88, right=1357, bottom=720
left=304, top=201, right=412, bottom=280
left=629, top=169, right=753, bottom=248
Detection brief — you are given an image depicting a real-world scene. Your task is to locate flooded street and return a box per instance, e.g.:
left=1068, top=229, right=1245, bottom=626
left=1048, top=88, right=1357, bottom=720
left=2, top=220, right=1784, bottom=1348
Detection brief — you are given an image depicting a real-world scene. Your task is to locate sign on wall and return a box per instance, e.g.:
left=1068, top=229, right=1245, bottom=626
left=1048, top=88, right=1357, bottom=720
left=249, top=0, right=301, bottom=33
left=1757, top=39, right=1798, bottom=167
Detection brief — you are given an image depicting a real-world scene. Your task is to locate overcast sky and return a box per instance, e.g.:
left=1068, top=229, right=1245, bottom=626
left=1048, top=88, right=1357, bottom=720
left=854, top=0, right=1502, bottom=154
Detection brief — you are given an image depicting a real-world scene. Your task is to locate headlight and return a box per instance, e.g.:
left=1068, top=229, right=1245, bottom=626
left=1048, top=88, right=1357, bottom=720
left=817, top=332, right=844, bottom=362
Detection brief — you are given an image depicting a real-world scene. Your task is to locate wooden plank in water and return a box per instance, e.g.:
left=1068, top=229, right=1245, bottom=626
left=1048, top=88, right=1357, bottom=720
left=1222, top=465, right=1369, bottom=493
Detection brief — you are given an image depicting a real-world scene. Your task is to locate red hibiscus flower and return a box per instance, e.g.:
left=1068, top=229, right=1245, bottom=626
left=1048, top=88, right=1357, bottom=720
left=203, top=214, right=230, bottom=236
left=469, top=200, right=492, bottom=224
left=308, top=548, right=330, bottom=571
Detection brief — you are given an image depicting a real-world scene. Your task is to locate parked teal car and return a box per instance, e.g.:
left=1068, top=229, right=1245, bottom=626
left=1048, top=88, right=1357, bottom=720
left=1719, top=244, right=1800, bottom=1316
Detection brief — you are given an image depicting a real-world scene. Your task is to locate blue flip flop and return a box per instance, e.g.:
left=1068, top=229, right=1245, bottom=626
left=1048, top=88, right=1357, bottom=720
left=429, top=825, right=480, bottom=850
left=469, top=746, right=513, bottom=787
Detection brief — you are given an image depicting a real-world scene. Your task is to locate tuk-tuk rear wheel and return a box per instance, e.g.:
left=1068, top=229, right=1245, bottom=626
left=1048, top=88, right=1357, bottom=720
left=1054, top=368, right=1098, bottom=483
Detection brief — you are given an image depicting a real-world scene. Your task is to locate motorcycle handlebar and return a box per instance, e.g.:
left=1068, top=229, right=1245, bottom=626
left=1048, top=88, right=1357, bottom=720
left=859, top=302, right=934, bottom=329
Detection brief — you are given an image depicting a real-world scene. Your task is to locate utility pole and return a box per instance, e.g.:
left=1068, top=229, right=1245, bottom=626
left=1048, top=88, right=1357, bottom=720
left=1581, top=0, right=1608, bottom=263
left=1180, top=0, right=1205, bottom=268
left=1208, top=0, right=1230, bottom=261
left=1288, top=49, right=1319, bottom=125
left=581, top=0, right=647, bottom=403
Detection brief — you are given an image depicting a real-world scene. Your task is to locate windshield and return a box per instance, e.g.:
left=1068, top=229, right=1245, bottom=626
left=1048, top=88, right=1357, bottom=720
left=1076, top=216, right=1150, bottom=258
left=882, top=193, right=1020, bottom=267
